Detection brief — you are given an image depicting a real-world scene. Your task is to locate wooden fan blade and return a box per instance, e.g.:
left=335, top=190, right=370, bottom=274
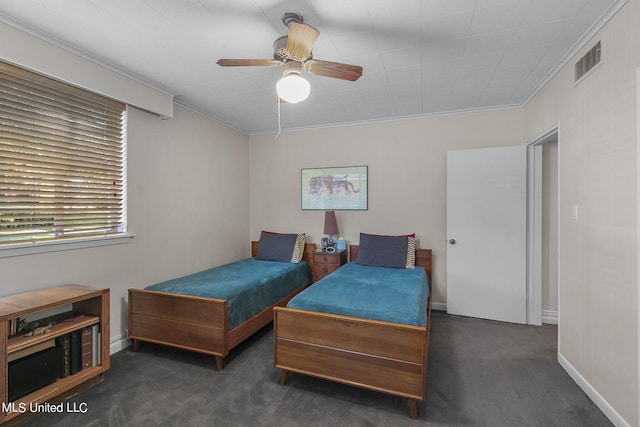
left=217, top=59, right=283, bottom=67
left=304, top=60, right=363, bottom=81
left=286, top=23, right=319, bottom=60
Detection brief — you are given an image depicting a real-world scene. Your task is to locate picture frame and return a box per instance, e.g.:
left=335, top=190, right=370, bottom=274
left=301, top=166, right=368, bottom=210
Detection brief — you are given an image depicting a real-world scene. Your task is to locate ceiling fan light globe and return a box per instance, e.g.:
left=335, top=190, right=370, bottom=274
left=276, top=74, right=310, bottom=103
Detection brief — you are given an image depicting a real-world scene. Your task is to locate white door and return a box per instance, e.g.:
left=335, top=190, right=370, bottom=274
left=446, top=146, right=527, bottom=324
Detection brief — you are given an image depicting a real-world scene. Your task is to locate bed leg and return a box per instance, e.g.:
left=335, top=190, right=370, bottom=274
left=408, top=399, right=417, bottom=419
left=279, top=369, right=288, bottom=385
left=132, top=339, right=140, bottom=352
left=214, top=356, right=223, bottom=372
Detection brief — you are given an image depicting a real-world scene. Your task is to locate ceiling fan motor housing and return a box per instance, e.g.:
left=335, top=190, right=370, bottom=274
left=273, top=35, right=288, bottom=61
left=273, top=34, right=313, bottom=62
left=281, top=12, right=303, bottom=27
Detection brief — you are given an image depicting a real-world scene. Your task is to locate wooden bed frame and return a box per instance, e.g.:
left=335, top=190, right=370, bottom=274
left=274, top=245, right=432, bottom=419
left=128, top=241, right=315, bottom=371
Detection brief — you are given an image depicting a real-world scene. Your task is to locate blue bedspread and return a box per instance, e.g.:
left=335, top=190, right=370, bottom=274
left=287, top=262, right=430, bottom=327
left=145, top=258, right=311, bottom=329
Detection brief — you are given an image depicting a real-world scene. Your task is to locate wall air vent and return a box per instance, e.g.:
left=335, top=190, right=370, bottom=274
left=575, top=41, right=601, bottom=82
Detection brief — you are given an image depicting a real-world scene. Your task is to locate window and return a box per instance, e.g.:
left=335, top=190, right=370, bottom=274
left=0, top=61, right=127, bottom=248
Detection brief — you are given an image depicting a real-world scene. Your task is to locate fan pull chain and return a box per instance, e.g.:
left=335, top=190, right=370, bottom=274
left=275, top=96, right=282, bottom=139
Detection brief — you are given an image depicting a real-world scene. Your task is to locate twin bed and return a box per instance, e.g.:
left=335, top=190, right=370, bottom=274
left=128, top=233, right=315, bottom=371
left=128, top=232, right=432, bottom=418
left=275, top=237, right=432, bottom=419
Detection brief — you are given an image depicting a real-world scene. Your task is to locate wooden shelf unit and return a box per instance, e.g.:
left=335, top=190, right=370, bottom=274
left=0, top=285, right=110, bottom=424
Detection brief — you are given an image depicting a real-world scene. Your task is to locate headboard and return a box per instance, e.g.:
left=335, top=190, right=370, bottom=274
left=349, top=244, right=432, bottom=279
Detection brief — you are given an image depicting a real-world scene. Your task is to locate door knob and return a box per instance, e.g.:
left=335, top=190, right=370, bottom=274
left=449, top=239, right=456, bottom=244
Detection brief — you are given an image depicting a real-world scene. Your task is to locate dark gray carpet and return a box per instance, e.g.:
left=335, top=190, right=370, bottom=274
left=22, top=311, right=612, bottom=426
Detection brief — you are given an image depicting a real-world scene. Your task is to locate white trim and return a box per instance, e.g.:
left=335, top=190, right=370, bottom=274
left=526, top=123, right=559, bottom=326
left=541, top=310, right=558, bottom=325
left=110, top=332, right=132, bottom=355
left=558, top=353, right=631, bottom=427
left=249, top=104, right=521, bottom=136
left=529, top=123, right=561, bottom=147
left=0, top=233, right=135, bottom=258
left=174, top=99, right=248, bottom=135
left=432, top=301, right=557, bottom=324
left=431, top=301, right=447, bottom=312
left=526, top=144, right=543, bottom=325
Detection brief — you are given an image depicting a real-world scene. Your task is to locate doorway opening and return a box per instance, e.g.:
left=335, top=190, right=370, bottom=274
left=527, top=125, right=559, bottom=325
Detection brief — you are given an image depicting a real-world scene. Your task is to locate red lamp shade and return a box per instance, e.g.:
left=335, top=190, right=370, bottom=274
left=323, top=211, right=338, bottom=236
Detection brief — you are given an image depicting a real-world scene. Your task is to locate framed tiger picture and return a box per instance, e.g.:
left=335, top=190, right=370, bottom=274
left=301, top=166, right=368, bottom=210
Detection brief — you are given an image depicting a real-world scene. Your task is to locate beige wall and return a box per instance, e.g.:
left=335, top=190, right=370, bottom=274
left=0, top=104, right=250, bottom=344
left=524, top=0, right=639, bottom=424
left=249, top=109, right=524, bottom=305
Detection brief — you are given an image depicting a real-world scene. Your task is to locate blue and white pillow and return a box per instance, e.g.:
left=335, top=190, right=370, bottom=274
left=255, top=231, right=306, bottom=263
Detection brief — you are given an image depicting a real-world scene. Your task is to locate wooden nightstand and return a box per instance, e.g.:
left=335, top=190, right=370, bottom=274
left=312, top=249, right=347, bottom=282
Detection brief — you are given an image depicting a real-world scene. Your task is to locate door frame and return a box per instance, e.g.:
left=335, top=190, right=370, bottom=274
left=526, top=123, right=559, bottom=325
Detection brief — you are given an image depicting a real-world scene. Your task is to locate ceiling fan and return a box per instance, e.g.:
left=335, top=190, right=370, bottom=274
left=217, top=12, right=363, bottom=103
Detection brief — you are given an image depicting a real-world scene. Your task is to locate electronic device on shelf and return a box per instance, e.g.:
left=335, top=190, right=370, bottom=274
left=321, top=237, right=336, bottom=253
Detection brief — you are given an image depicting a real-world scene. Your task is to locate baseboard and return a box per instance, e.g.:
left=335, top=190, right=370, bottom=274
left=110, top=332, right=132, bottom=355
left=434, top=302, right=558, bottom=325
left=431, top=301, right=447, bottom=312
left=558, top=353, right=630, bottom=427
left=542, top=309, right=558, bottom=324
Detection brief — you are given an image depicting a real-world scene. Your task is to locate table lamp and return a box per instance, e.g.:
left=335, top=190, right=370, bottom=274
left=323, top=211, right=338, bottom=252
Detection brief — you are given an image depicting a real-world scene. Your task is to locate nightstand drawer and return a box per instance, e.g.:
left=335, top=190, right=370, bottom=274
left=312, top=250, right=347, bottom=282
left=313, top=253, right=341, bottom=266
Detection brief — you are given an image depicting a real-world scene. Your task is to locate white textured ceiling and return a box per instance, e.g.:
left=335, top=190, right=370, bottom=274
left=0, top=0, right=620, bottom=134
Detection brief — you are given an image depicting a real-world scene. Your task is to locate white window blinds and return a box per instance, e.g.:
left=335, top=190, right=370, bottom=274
left=0, top=61, right=126, bottom=245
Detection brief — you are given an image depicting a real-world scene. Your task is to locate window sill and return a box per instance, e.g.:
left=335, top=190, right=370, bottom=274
left=0, top=234, right=135, bottom=258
